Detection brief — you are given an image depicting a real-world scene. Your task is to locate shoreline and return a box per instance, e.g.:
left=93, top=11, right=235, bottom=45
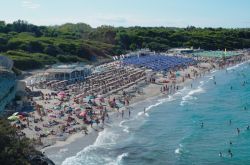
left=29, top=54, right=250, bottom=164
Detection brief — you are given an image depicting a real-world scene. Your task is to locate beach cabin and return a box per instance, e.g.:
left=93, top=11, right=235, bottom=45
left=44, top=64, right=92, bottom=82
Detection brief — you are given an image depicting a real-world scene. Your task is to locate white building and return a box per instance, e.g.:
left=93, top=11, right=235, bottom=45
left=45, top=64, right=92, bottom=81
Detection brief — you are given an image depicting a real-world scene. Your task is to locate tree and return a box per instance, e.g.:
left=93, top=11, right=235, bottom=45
left=0, top=119, right=37, bottom=165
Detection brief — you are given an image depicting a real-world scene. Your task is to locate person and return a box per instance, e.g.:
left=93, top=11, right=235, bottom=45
left=201, top=122, right=204, bottom=128
left=214, top=81, right=216, bottom=85
left=228, top=149, right=233, bottom=158
left=191, top=83, right=193, bottom=88
left=122, top=110, right=124, bottom=119
left=229, top=119, right=232, bottom=125
left=129, top=109, right=131, bottom=117
left=244, top=106, right=247, bottom=110
left=219, top=152, right=222, bottom=157
left=230, top=141, right=232, bottom=146
left=144, top=107, right=146, bottom=114
left=230, top=86, right=233, bottom=90
left=90, top=120, right=93, bottom=128
left=247, top=125, right=250, bottom=130
left=237, top=128, right=240, bottom=135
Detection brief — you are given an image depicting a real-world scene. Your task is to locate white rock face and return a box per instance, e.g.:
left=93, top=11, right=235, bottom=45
left=0, top=55, right=13, bottom=70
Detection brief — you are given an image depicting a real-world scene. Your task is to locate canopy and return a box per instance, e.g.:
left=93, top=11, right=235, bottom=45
left=79, top=111, right=87, bottom=117
left=12, top=112, right=18, bottom=116
left=8, top=115, right=19, bottom=121
left=58, top=91, right=66, bottom=97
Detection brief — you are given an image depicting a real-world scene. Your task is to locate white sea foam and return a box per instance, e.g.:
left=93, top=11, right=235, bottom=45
left=119, top=120, right=130, bottom=133
left=62, top=129, right=120, bottom=165
left=175, top=144, right=183, bottom=154
left=180, top=86, right=205, bottom=106
left=137, top=95, right=175, bottom=117
left=227, top=62, right=246, bottom=71
left=116, top=152, right=128, bottom=165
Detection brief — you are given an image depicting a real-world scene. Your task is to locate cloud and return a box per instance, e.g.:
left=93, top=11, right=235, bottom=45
left=22, top=0, right=40, bottom=9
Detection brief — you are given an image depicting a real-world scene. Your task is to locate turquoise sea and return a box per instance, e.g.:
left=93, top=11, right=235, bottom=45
left=62, top=62, right=250, bottom=165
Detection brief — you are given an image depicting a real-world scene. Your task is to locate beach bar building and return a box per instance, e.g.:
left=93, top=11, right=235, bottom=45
left=45, top=64, right=92, bottom=81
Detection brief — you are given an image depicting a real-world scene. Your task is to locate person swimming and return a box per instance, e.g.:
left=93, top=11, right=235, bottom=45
left=229, top=119, right=232, bottom=125
left=219, top=152, right=222, bottom=157
left=244, top=106, right=247, bottom=110
left=247, top=125, right=249, bottom=130
left=230, top=86, right=233, bottom=90
left=230, top=141, right=232, bottom=145
left=214, top=81, right=216, bottom=85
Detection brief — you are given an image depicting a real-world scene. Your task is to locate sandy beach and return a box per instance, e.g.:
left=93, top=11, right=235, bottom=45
left=11, top=52, right=250, bottom=165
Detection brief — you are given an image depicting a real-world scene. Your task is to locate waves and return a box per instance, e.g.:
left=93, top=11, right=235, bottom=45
left=119, top=120, right=130, bottom=133
left=62, top=127, right=120, bottom=165
left=175, top=144, right=184, bottom=154
left=227, top=61, right=249, bottom=71
left=180, top=81, right=206, bottom=106
left=61, top=63, right=250, bottom=165
left=137, top=95, right=175, bottom=117
left=116, top=153, right=128, bottom=165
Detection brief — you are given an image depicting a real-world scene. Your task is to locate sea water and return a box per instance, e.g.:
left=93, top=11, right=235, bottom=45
left=62, top=61, right=250, bottom=165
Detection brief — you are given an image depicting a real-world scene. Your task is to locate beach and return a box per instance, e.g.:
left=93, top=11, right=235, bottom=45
left=11, top=51, right=250, bottom=165
left=57, top=60, right=250, bottom=165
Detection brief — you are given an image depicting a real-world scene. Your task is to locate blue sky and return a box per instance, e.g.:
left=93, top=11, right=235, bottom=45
left=1, top=0, right=250, bottom=28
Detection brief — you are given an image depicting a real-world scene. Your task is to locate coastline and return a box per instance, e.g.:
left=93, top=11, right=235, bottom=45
left=42, top=64, right=215, bottom=164
left=40, top=54, right=250, bottom=164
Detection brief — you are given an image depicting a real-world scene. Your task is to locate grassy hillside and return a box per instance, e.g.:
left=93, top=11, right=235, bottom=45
left=0, top=20, right=250, bottom=70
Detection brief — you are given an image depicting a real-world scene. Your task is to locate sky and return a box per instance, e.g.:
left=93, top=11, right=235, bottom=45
left=0, top=0, right=250, bottom=28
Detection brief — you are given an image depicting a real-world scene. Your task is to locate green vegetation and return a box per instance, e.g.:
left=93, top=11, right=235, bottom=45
left=0, top=20, right=250, bottom=70
left=0, top=118, right=46, bottom=165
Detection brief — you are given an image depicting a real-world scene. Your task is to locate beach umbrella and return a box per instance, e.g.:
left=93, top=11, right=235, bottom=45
left=8, top=115, right=19, bottom=121
left=58, top=91, right=66, bottom=97
left=163, top=80, right=170, bottom=83
left=18, top=112, right=29, bottom=117
left=12, top=112, right=18, bottom=116
left=97, top=95, right=103, bottom=98
left=176, top=72, right=181, bottom=77
left=79, top=111, right=87, bottom=117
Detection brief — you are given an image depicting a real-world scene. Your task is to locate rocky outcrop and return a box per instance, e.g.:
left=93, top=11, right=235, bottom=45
left=29, top=154, right=55, bottom=165
left=0, top=56, right=16, bottom=113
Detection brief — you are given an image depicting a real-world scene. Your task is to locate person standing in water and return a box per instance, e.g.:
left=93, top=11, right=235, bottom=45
left=201, top=122, right=204, bottom=128
left=229, top=119, right=232, bottom=125
left=219, top=152, right=222, bottom=157
left=228, top=149, right=233, bottom=158
left=121, top=110, right=124, bottom=119
left=247, top=125, right=250, bottom=130
left=237, top=128, right=240, bottom=135
left=144, top=107, right=146, bottom=114
left=128, top=108, right=131, bottom=117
